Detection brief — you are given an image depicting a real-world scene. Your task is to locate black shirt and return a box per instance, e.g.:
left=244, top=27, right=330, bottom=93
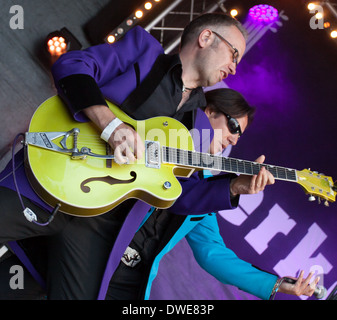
left=121, top=54, right=206, bottom=122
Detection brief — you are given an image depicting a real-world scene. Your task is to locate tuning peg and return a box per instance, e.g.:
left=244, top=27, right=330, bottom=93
left=308, top=195, right=316, bottom=202
left=324, top=200, right=329, bottom=207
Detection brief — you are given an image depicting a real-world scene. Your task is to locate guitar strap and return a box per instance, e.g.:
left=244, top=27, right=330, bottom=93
left=120, top=54, right=175, bottom=115
left=97, top=54, right=199, bottom=299
left=97, top=200, right=151, bottom=300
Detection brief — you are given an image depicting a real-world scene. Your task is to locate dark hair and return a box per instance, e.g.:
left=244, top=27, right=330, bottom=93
left=204, top=88, right=255, bottom=126
left=180, top=13, right=247, bottom=49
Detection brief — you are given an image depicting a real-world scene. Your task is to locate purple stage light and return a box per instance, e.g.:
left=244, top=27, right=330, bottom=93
left=249, top=4, right=279, bottom=23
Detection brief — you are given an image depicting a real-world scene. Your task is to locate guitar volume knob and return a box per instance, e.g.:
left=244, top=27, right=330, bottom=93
left=163, top=181, right=171, bottom=189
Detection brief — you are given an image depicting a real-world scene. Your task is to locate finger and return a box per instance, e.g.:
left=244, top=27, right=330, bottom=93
left=303, top=271, right=314, bottom=287
left=114, top=148, right=126, bottom=165
left=258, top=163, right=275, bottom=186
left=311, top=276, right=320, bottom=289
left=262, top=168, right=275, bottom=186
left=122, top=127, right=144, bottom=160
left=124, top=144, right=136, bottom=163
left=132, top=132, right=145, bottom=159
left=267, top=170, right=275, bottom=185
left=255, top=167, right=267, bottom=191
left=114, top=143, right=130, bottom=165
left=249, top=173, right=258, bottom=193
left=254, top=154, right=265, bottom=164
left=306, top=276, right=320, bottom=296
left=296, top=270, right=305, bottom=287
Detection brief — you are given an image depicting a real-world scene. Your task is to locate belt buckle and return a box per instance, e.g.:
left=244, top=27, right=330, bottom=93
left=121, top=246, right=141, bottom=267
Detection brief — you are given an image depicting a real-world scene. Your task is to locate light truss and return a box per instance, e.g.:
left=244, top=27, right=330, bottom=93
left=145, top=0, right=228, bottom=53
left=144, top=0, right=287, bottom=55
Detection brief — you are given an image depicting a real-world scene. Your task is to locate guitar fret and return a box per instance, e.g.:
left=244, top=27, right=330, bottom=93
left=215, top=156, right=222, bottom=171
left=277, top=167, right=287, bottom=179
left=162, top=147, right=297, bottom=182
left=223, top=158, right=231, bottom=172
left=267, top=165, right=277, bottom=177
left=201, top=153, right=212, bottom=168
left=244, top=161, right=253, bottom=175
left=237, top=160, right=244, bottom=173
left=176, top=148, right=181, bottom=164
left=231, top=159, right=238, bottom=173
left=286, top=168, right=297, bottom=181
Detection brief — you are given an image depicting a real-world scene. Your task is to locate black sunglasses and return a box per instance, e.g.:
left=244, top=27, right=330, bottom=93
left=224, top=113, right=242, bottom=137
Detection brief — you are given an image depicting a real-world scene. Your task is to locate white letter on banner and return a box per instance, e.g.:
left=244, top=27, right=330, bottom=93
left=244, top=203, right=296, bottom=254
left=273, top=223, right=332, bottom=281
left=218, top=192, right=264, bottom=226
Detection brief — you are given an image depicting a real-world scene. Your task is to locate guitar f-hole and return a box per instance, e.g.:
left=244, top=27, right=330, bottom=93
left=80, top=171, right=137, bottom=193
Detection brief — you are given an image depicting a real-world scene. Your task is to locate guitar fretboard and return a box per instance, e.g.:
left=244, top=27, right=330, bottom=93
left=162, top=146, right=298, bottom=182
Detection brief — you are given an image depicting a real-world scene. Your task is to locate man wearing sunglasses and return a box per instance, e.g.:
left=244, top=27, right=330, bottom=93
left=105, top=89, right=319, bottom=301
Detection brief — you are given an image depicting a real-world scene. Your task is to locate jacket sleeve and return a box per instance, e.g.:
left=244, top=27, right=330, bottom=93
left=185, top=213, right=278, bottom=300
left=51, top=26, right=163, bottom=121
left=168, top=172, right=240, bottom=215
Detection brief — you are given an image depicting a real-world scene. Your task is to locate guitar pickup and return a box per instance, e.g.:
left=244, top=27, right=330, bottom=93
left=145, top=141, right=161, bottom=169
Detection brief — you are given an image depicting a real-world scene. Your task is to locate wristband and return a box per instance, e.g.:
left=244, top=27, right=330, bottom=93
left=100, top=117, right=123, bottom=142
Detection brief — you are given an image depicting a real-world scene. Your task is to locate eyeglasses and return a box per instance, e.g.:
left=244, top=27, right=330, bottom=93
left=224, top=113, right=242, bottom=137
left=211, top=30, right=239, bottom=67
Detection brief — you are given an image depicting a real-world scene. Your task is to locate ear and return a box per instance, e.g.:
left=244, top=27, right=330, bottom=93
left=204, top=106, right=215, bottom=118
left=198, top=29, right=213, bottom=48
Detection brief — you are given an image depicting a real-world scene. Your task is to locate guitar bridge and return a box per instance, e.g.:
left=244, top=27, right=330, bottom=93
left=145, top=141, right=161, bottom=169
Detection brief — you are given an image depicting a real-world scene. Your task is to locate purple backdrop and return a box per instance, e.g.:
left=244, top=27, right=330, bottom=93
left=150, top=2, right=337, bottom=300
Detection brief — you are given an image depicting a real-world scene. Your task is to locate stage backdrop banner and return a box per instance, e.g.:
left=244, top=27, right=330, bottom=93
left=150, top=4, right=337, bottom=300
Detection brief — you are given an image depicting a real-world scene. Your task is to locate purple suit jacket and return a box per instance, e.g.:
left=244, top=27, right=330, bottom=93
left=0, top=26, right=236, bottom=299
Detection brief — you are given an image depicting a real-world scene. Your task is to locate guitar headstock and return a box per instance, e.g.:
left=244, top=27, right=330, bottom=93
left=297, top=169, right=336, bottom=206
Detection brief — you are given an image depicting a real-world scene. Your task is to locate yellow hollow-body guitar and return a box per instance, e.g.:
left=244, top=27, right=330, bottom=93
left=24, top=96, right=336, bottom=217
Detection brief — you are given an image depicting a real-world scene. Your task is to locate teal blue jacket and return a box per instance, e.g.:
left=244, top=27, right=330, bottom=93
left=142, top=210, right=278, bottom=300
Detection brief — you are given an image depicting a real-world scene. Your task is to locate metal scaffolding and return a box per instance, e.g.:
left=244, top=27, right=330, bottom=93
left=144, top=0, right=287, bottom=54
left=145, top=0, right=228, bottom=53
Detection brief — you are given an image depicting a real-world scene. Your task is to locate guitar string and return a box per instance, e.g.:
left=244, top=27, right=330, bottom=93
left=61, top=133, right=297, bottom=181
left=163, top=146, right=297, bottom=181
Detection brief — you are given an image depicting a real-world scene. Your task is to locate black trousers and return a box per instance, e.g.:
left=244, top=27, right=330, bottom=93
left=0, top=186, right=132, bottom=299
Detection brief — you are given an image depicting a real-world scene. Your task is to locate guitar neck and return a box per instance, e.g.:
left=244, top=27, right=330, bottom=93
left=162, top=146, right=298, bottom=182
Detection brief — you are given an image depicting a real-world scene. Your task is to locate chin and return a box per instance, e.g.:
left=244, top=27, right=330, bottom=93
left=207, top=79, right=219, bottom=87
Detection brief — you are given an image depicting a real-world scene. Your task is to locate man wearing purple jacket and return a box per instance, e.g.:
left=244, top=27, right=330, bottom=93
left=0, top=14, right=276, bottom=299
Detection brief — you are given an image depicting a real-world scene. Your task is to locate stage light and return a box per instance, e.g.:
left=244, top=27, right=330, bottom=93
left=230, top=9, right=238, bottom=17
left=126, top=19, right=134, bottom=26
left=331, top=30, right=337, bottom=38
left=145, top=2, right=153, bottom=10
left=308, top=3, right=317, bottom=11
left=107, top=35, right=116, bottom=43
left=324, top=21, right=331, bottom=28
left=315, top=12, right=324, bottom=19
left=104, top=0, right=164, bottom=44
left=47, top=36, right=67, bottom=55
left=135, top=10, right=144, bottom=19
left=249, top=4, right=279, bottom=23
left=44, top=28, right=81, bottom=64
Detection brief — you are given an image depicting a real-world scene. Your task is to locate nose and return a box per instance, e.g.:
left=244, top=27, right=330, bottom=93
left=228, top=62, right=236, bottom=75
left=229, top=134, right=239, bottom=146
